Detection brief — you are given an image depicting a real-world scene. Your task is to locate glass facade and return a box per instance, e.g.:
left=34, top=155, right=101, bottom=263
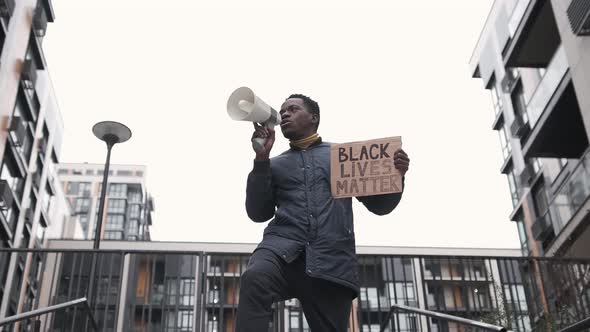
left=59, top=176, right=152, bottom=241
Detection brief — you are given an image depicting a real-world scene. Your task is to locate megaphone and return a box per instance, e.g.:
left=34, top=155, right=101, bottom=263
left=227, top=87, right=281, bottom=153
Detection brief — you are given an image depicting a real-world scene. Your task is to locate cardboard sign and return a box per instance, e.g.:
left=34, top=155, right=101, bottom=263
left=330, top=136, right=402, bottom=198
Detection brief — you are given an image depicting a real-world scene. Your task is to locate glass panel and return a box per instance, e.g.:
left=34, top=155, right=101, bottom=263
left=508, top=0, right=532, bottom=36
left=527, top=46, right=568, bottom=127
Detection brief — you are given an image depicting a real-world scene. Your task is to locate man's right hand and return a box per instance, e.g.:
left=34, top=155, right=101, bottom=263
left=252, top=123, right=275, bottom=160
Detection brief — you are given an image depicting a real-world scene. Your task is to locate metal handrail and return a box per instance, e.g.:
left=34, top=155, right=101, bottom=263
left=558, top=316, right=590, bottom=332
left=381, top=303, right=507, bottom=332
left=0, top=297, right=98, bottom=331
left=1, top=247, right=589, bottom=262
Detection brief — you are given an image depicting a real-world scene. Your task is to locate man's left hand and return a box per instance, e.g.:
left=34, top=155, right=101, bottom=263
left=394, top=149, right=410, bottom=177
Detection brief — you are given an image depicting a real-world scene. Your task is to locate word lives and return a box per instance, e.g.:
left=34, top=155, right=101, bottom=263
left=330, top=136, right=402, bottom=198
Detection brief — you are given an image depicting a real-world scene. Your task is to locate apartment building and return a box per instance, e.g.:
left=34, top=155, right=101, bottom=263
left=470, top=0, right=590, bottom=258
left=57, top=163, right=154, bottom=241
left=0, top=0, right=82, bottom=320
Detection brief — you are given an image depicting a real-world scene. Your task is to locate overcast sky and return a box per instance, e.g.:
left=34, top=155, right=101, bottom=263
left=42, top=0, right=520, bottom=249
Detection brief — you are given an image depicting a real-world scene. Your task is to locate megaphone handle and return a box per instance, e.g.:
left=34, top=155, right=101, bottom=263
left=252, top=137, right=266, bottom=153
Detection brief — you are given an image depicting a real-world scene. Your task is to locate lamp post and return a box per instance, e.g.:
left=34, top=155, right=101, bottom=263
left=87, top=121, right=131, bottom=316
left=91, top=121, right=132, bottom=249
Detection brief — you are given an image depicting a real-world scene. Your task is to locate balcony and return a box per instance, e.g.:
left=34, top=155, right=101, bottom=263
left=522, top=46, right=589, bottom=159
left=505, top=0, right=561, bottom=68
left=525, top=46, right=568, bottom=128
left=540, top=151, right=590, bottom=256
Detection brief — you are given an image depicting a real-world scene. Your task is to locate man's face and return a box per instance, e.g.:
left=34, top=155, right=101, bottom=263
left=279, top=98, right=317, bottom=140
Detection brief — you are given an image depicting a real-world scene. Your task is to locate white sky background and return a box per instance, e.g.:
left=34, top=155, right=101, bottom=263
left=43, top=0, right=521, bottom=248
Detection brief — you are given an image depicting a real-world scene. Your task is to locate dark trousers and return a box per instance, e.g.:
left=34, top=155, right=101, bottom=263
left=235, top=249, right=353, bottom=332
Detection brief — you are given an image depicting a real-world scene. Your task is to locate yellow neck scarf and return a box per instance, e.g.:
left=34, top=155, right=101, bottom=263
left=290, top=133, right=320, bottom=150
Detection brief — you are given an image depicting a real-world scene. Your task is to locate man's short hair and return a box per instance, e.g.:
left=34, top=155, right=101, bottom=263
left=287, top=94, right=320, bottom=129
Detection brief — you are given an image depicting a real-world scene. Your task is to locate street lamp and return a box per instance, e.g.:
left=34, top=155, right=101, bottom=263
left=87, top=121, right=131, bottom=315
left=91, top=121, right=131, bottom=249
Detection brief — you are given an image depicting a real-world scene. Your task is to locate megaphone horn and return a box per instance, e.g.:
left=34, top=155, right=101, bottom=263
left=227, top=87, right=281, bottom=152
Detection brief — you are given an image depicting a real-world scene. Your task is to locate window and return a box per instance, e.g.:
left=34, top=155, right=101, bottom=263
left=507, top=166, right=519, bottom=207
left=129, top=204, right=141, bottom=218
left=288, top=311, right=310, bottom=332
left=79, top=214, right=89, bottom=233
left=105, top=215, right=124, bottom=230
left=108, top=183, right=127, bottom=198
left=127, top=220, right=138, bottom=235
left=116, top=170, right=132, bottom=177
left=65, top=181, right=91, bottom=196
left=424, top=259, right=442, bottom=278
left=85, top=169, right=94, bottom=176
left=128, top=190, right=142, bottom=203
left=360, top=287, right=380, bottom=309
left=66, top=182, right=78, bottom=195
left=78, top=182, right=91, bottom=196
left=498, top=121, right=512, bottom=160
left=543, top=158, right=568, bottom=184
left=208, top=289, right=219, bottom=304
left=0, top=20, right=6, bottom=56
left=166, top=278, right=195, bottom=306
left=516, top=219, right=530, bottom=256
left=180, top=279, right=195, bottom=306
left=11, top=94, right=35, bottom=164
left=32, top=156, right=43, bottom=189
left=0, top=151, right=25, bottom=232
left=386, top=282, right=416, bottom=306
left=96, top=277, right=120, bottom=305
left=396, top=314, right=418, bottom=332
left=503, top=284, right=528, bottom=311
left=166, top=310, right=193, bottom=332
left=97, top=170, right=113, bottom=176
left=73, top=198, right=90, bottom=214
left=490, top=78, right=503, bottom=116
left=532, top=158, right=542, bottom=174
left=41, top=184, right=51, bottom=212
left=36, top=221, right=46, bottom=243
left=471, top=260, right=486, bottom=278
left=107, top=199, right=126, bottom=214
left=206, top=319, right=218, bottom=332
left=0, top=239, right=12, bottom=298
left=511, top=82, right=529, bottom=125
left=103, top=231, right=123, bottom=240
left=532, top=182, right=549, bottom=218
left=0, top=152, right=25, bottom=202
left=57, top=169, right=68, bottom=175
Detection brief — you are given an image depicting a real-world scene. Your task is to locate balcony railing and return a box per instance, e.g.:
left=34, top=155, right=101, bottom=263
left=526, top=45, right=568, bottom=128
left=508, top=0, right=533, bottom=37
left=540, top=150, right=590, bottom=240
left=0, top=248, right=588, bottom=332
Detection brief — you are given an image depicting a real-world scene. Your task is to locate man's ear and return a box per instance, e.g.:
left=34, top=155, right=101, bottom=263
left=311, top=113, right=319, bottom=126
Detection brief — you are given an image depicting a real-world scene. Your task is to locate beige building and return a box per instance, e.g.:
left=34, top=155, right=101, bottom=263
left=57, top=163, right=154, bottom=241
left=470, top=0, right=590, bottom=258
